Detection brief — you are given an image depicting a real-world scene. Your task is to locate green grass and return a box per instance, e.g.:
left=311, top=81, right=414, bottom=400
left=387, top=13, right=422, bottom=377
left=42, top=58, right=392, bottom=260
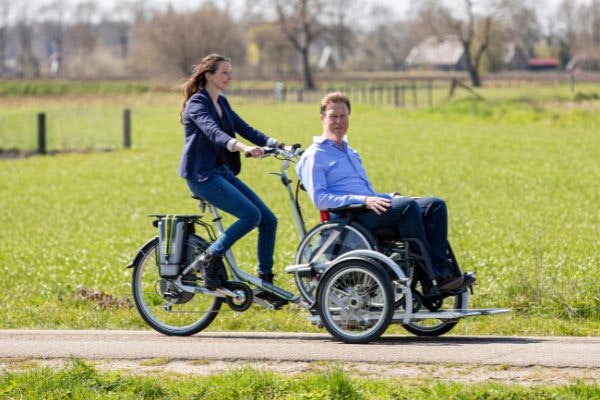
left=1, top=359, right=599, bottom=399
left=0, top=83, right=599, bottom=335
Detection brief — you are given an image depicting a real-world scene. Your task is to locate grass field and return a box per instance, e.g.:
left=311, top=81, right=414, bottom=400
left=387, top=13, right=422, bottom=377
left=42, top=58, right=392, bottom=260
left=2, top=359, right=599, bottom=399
left=0, top=82, right=599, bottom=337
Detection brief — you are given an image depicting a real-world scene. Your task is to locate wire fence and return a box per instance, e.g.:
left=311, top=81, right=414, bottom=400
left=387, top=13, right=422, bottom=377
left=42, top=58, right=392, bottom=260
left=228, top=79, right=447, bottom=108
left=0, top=79, right=450, bottom=155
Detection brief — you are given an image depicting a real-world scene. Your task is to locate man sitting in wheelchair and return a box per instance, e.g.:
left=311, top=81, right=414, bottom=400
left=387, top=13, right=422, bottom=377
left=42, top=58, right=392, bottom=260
left=296, top=91, right=475, bottom=300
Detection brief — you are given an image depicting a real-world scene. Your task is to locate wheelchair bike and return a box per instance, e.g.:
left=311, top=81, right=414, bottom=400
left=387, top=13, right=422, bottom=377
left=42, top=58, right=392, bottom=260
left=127, top=144, right=509, bottom=344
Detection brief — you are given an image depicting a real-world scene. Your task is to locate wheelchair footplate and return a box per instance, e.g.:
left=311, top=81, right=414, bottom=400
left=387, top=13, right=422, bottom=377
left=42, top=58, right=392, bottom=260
left=392, top=308, right=512, bottom=324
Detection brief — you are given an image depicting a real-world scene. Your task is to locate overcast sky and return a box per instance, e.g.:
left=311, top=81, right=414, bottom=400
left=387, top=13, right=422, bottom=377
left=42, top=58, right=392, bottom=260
left=18, top=0, right=595, bottom=23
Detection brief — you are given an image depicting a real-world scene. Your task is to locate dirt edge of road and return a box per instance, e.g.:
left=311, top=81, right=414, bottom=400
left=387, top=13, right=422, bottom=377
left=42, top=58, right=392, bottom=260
left=2, top=358, right=599, bottom=386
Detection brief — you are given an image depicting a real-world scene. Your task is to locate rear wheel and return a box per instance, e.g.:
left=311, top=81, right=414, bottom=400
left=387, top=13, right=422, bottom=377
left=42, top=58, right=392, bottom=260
left=400, top=260, right=464, bottom=337
left=316, top=258, right=394, bottom=344
left=131, top=235, right=223, bottom=336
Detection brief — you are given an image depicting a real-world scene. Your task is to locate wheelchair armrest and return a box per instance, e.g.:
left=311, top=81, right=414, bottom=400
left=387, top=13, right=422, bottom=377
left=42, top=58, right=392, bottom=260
left=327, top=204, right=367, bottom=214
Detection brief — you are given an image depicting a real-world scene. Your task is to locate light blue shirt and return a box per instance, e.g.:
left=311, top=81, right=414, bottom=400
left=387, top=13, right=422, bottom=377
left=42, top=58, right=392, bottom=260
left=296, top=136, right=391, bottom=210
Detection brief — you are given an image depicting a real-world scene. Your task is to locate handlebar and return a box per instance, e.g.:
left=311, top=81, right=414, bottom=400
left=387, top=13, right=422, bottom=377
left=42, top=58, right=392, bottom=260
left=244, top=143, right=303, bottom=160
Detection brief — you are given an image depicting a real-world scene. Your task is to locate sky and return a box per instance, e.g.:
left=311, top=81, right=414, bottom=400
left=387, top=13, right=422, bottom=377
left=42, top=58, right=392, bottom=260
left=16, top=0, right=595, bottom=24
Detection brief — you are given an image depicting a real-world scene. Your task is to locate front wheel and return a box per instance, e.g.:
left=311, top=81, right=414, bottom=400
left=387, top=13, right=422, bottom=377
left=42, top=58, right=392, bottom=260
left=316, top=258, right=394, bottom=344
left=131, top=235, right=223, bottom=336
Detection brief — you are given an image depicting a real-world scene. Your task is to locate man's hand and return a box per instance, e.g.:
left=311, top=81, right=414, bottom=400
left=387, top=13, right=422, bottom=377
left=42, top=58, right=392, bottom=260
left=365, top=196, right=391, bottom=215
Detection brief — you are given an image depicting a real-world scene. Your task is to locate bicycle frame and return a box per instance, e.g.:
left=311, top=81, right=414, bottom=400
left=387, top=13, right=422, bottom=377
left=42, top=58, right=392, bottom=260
left=190, top=146, right=307, bottom=307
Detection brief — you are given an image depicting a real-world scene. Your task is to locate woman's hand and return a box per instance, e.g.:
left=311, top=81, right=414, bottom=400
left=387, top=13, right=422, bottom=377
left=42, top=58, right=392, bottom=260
left=365, top=196, right=391, bottom=215
left=243, top=145, right=264, bottom=158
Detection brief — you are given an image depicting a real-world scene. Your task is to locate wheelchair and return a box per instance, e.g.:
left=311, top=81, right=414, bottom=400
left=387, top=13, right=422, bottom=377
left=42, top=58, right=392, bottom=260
left=290, top=203, right=476, bottom=337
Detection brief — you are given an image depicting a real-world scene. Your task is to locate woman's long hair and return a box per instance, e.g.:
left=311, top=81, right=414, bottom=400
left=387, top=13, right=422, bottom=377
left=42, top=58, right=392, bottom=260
left=180, top=54, right=230, bottom=124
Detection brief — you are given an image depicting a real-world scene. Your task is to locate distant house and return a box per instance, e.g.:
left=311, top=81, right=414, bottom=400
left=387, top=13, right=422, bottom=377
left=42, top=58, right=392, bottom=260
left=527, top=58, right=559, bottom=71
left=405, top=35, right=467, bottom=71
left=504, top=43, right=529, bottom=70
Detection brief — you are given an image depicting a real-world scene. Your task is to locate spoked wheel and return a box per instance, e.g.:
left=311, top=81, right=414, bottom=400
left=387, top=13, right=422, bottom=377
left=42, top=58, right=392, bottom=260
left=294, top=222, right=375, bottom=304
left=131, top=235, right=224, bottom=336
left=316, top=258, right=394, bottom=344
left=400, top=265, right=465, bottom=337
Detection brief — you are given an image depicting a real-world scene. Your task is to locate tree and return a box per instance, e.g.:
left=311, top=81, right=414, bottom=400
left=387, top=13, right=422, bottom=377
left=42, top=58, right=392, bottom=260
left=38, top=0, right=69, bottom=77
left=417, top=0, right=494, bottom=87
left=495, top=0, right=541, bottom=56
left=14, top=2, right=40, bottom=78
left=131, top=5, right=245, bottom=78
left=62, top=2, right=98, bottom=77
left=247, top=22, right=296, bottom=79
left=0, top=0, right=12, bottom=76
left=274, top=0, right=324, bottom=89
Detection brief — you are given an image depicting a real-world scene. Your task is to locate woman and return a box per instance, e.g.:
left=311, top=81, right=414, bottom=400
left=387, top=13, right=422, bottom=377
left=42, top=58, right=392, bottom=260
left=179, top=54, right=283, bottom=292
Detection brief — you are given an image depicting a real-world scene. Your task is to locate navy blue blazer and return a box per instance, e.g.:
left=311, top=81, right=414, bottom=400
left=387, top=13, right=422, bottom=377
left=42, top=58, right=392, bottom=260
left=178, top=89, right=270, bottom=182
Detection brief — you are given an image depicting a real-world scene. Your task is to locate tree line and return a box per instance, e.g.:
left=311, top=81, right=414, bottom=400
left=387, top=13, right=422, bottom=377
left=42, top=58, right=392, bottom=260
left=1, top=0, right=599, bottom=88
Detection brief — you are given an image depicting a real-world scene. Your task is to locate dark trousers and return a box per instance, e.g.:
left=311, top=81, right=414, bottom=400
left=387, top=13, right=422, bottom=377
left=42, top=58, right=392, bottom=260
left=355, top=196, right=449, bottom=277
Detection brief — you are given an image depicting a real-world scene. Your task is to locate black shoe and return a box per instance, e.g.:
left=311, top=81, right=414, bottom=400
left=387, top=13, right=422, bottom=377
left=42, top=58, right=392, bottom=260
left=256, top=272, right=288, bottom=309
left=422, top=285, right=442, bottom=299
left=259, top=272, right=274, bottom=284
left=438, top=275, right=465, bottom=291
left=439, top=272, right=477, bottom=293
left=191, top=251, right=223, bottom=290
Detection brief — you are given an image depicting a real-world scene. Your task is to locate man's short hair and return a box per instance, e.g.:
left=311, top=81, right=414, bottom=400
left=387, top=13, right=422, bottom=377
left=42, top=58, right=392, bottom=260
left=320, top=92, right=351, bottom=115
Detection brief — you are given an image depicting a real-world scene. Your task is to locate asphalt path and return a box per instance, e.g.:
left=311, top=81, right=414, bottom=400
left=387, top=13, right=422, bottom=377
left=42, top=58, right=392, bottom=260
left=0, top=330, right=599, bottom=368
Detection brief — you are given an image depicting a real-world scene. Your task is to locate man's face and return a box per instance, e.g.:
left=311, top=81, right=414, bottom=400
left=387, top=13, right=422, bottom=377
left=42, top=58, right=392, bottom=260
left=321, top=102, right=349, bottom=139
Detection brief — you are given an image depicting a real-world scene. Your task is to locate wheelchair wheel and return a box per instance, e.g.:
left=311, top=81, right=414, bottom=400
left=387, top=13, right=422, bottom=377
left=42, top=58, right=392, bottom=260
left=131, top=234, right=224, bottom=336
left=400, top=260, right=465, bottom=337
left=294, top=222, right=375, bottom=304
left=316, top=258, right=394, bottom=344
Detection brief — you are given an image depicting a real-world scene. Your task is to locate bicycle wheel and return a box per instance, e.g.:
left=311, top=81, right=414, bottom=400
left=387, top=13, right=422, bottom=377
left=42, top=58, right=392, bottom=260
left=400, top=260, right=464, bottom=337
left=294, top=222, right=375, bottom=304
left=316, top=258, right=394, bottom=344
left=131, top=234, right=223, bottom=336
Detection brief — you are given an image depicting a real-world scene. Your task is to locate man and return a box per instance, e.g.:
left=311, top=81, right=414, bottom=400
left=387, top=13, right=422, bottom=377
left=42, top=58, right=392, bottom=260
left=296, top=92, right=475, bottom=298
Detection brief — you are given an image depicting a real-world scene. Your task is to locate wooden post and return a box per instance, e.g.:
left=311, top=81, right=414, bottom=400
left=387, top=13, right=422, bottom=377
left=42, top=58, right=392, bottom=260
left=412, top=82, right=418, bottom=107
left=37, top=113, right=46, bottom=155
left=297, top=89, right=303, bottom=103
left=123, top=108, right=131, bottom=148
left=428, top=79, right=433, bottom=107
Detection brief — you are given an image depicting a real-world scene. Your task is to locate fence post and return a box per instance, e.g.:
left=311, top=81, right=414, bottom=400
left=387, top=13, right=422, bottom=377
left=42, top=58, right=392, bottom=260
left=37, top=112, right=46, bottom=155
left=297, top=89, right=303, bottom=103
left=412, top=82, right=418, bottom=107
left=123, top=108, right=131, bottom=148
left=428, top=79, right=433, bottom=107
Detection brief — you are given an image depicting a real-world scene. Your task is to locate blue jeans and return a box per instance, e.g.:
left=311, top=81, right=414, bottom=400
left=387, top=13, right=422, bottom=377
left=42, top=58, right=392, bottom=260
left=356, top=196, right=449, bottom=277
left=186, top=166, right=277, bottom=275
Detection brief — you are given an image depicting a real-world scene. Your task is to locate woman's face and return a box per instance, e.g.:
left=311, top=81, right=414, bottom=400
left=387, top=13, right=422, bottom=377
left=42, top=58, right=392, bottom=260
left=207, top=61, right=233, bottom=91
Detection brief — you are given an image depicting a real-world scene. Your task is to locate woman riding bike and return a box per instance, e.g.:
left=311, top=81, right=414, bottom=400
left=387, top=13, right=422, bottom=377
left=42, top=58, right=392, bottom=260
left=178, top=54, right=285, bottom=303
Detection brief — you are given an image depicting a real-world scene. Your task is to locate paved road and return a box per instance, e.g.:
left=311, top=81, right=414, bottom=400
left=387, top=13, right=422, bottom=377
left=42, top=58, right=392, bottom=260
left=1, top=330, right=599, bottom=368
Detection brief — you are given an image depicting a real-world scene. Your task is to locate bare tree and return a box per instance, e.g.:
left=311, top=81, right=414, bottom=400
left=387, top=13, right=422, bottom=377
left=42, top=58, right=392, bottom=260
left=353, top=5, right=417, bottom=71
left=323, top=0, right=359, bottom=68
left=0, top=0, right=12, bottom=76
left=15, top=2, right=40, bottom=78
left=248, top=22, right=296, bottom=79
left=553, top=0, right=579, bottom=67
left=451, top=0, right=493, bottom=87
left=38, top=0, right=69, bottom=77
left=274, top=0, right=324, bottom=89
left=418, top=0, right=494, bottom=87
left=495, top=0, right=541, bottom=56
left=131, top=4, right=245, bottom=79
left=578, top=0, right=600, bottom=59
left=109, top=0, right=147, bottom=60
left=62, top=1, right=98, bottom=77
